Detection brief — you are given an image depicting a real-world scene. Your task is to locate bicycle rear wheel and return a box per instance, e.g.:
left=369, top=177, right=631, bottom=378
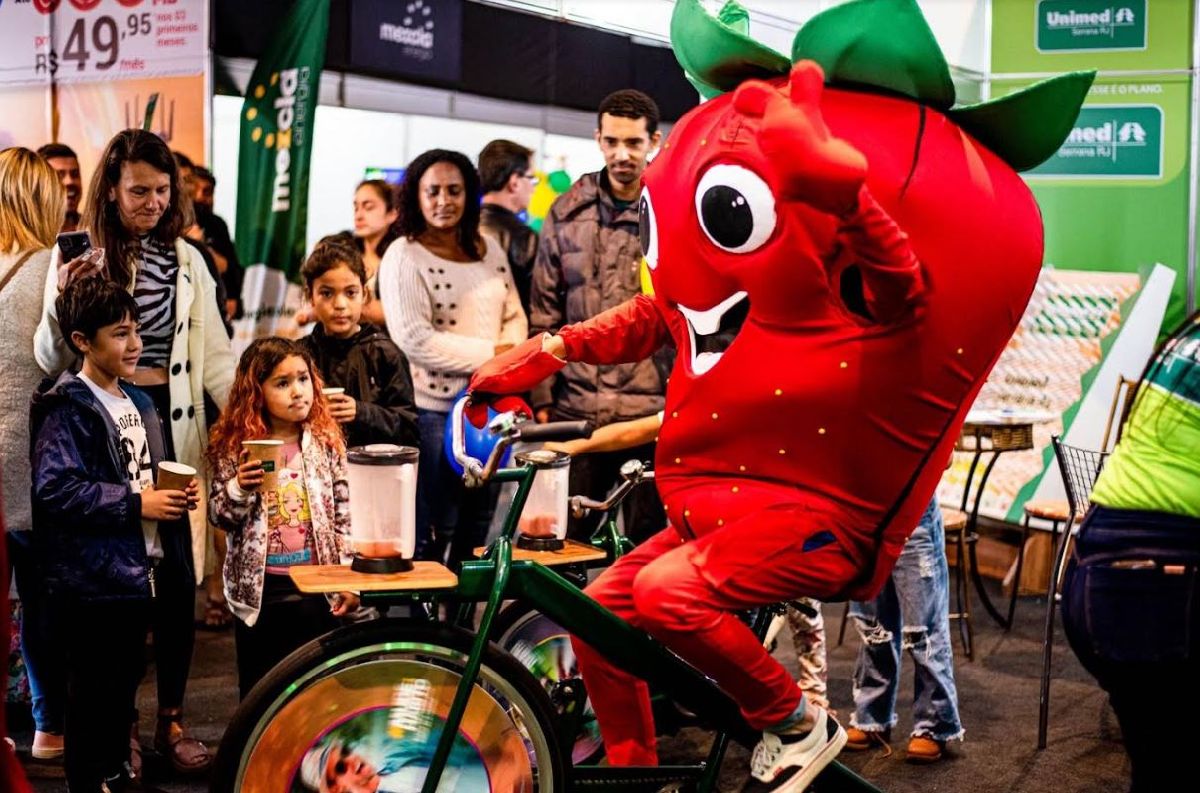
left=211, top=620, right=566, bottom=792
left=494, top=603, right=605, bottom=765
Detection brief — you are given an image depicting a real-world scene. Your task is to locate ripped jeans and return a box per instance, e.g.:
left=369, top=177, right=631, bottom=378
left=848, top=496, right=963, bottom=741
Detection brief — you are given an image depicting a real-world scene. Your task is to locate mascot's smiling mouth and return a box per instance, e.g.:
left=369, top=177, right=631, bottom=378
left=677, top=291, right=750, bottom=375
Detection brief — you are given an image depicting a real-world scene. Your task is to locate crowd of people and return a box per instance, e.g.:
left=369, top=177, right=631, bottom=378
left=1, top=76, right=1192, bottom=793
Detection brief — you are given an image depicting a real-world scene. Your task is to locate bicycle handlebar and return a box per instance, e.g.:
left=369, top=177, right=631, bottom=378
left=451, top=400, right=595, bottom=486
left=569, top=459, right=655, bottom=518
left=513, top=420, right=593, bottom=443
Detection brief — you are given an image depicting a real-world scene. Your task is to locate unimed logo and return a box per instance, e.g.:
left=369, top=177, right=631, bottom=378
left=1037, top=0, right=1146, bottom=51
left=380, top=0, right=435, bottom=56
left=1031, top=105, right=1162, bottom=179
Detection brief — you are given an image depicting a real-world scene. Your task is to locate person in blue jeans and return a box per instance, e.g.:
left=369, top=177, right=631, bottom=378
left=844, top=496, right=964, bottom=762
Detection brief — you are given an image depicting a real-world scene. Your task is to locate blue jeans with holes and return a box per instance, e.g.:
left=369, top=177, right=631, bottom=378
left=848, top=496, right=964, bottom=741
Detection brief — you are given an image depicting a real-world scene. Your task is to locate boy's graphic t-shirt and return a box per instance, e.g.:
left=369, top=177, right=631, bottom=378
left=265, top=439, right=317, bottom=573
left=78, top=373, right=162, bottom=560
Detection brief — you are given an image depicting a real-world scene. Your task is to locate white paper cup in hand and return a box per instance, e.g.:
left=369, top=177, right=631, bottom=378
left=157, top=461, right=196, bottom=492
left=322, top=387, right=345, bottom=397
left=242, top=439, right=284, bottom=490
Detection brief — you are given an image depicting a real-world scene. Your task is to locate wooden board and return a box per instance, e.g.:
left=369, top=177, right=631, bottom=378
left=290, top=563, right=457, bottom=594
left=472, top=539, right=608, bottom=567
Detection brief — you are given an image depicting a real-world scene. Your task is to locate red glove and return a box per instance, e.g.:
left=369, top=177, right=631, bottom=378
left=732, top=60, right=867, bottom=215
left=466, top=336, right=564, bottom=428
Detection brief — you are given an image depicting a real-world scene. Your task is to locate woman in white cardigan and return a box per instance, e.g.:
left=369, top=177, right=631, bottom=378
left=33, top=129, right=234, bottom=775
left=379, top=149, right=526, bottom=567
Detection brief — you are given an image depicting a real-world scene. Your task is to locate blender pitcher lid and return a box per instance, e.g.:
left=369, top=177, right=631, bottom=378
left=347, top=444, right=419, bottom=465
left=514, top=449, right=571, bottom=468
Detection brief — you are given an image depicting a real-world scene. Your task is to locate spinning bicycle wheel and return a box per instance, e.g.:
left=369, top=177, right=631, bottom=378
left=495, top=604, right=605, bottom=765
left=211, top=621, right=566, bottom=792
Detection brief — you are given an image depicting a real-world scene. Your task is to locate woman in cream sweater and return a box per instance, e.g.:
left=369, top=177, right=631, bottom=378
left=378, top=148, right=526, bottom=566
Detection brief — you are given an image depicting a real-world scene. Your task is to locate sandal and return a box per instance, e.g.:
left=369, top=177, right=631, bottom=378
left=195, top=595, right=233, bottom=631
left=154, top=712, right=212, bottom=774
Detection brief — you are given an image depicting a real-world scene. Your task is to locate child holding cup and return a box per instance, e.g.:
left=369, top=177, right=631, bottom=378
left=298, top=235, right=419, bottom=449
left=206, top=338, right=363, bottom=698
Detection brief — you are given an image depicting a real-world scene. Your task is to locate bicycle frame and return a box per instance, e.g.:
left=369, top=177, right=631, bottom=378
left=355, top=449, right=884, bottom=793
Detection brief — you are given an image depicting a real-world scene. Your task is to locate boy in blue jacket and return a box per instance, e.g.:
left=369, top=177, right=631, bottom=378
left=30, top=278, right=198, bottom=793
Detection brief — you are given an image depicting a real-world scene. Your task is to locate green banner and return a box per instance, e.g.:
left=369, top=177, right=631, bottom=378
left=1028, top=103, right=1163, bottom=178
left=235, top=0, right=329, bottom=332
left=1036, top=0, right=1147, bottom=53
left=994, top=0, right=1189, bottom=72
left=1004, top=74, right=1191, bottom=332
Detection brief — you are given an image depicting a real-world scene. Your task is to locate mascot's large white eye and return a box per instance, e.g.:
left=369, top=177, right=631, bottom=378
left=694, top=164, right=776, bottom=254
left=639, top=188, right=659, bottom=270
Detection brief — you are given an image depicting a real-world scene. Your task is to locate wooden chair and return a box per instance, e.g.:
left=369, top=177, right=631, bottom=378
left=1037, top=436, right=1108, bottom=750
left=940, top=507, right=973, bottom=661
left=1011, top=376, right=1138, bottom=628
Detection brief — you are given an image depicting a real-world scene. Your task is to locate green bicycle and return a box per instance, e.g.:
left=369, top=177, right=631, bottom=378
left=209, top=413, right=882, bottom=793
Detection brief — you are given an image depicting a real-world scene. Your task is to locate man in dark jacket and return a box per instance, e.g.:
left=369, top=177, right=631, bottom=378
left=31, top=278, right=197, bottom=793
left=299, top=322, right=420, bottom=449
left=479, top=139, right=538, bottom=317
left=529, top=89, right=668, bottom=543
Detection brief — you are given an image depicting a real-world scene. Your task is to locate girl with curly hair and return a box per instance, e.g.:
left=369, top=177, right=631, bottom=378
left=206, top=338, right=362, bottom=698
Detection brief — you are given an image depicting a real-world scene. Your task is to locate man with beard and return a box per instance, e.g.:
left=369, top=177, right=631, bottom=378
left=190, top=165, right=242, bottom=322
left=36, top=143, right=82, bottom=232
left=528, top=89, right=668, bottom=545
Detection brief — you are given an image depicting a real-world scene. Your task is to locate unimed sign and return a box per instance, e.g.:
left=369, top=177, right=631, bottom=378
left=1029, top=104, right=1163, bottom=179
left=1036, top=0, right=1147, bottom=52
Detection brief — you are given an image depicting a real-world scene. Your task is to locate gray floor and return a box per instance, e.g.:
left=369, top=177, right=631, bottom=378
left=12, top=580, right=1129, bottom=792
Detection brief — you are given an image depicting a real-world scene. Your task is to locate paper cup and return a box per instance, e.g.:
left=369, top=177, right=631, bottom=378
left=321, top=387, right=345, bottom=397
left=157, top=461, right=196, bottom=492
left=242, top=439, right=284, bottom=491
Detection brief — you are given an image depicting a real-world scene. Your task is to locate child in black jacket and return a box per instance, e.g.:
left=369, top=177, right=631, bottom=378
left=31, top=279, right=198, bottom=793
left=299, top=236, right=419, bottom=449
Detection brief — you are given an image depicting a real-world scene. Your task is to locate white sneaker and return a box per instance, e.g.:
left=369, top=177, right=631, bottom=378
left=743, top=706, right=847, bottom=792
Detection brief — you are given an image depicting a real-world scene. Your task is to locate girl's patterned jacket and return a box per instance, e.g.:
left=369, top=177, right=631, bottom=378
left=208, top=430, right=350, bottom=627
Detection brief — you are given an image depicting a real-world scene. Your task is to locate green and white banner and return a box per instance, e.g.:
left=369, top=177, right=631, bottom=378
left=1035, top=0, right=1148, bottom=53
left=235, top=0, right=330, bottom=342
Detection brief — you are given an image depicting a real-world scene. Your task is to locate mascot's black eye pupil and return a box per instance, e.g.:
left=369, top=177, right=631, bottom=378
left=639, top=197, right=652, bottom=255
left=700, top=185, right=753, bottom=248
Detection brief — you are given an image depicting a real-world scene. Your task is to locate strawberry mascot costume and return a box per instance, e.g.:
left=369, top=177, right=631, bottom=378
left=470, top=0, right=1092, bottom=787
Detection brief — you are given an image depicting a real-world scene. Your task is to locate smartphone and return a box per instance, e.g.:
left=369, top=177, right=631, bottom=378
left=56, top=230, right=92, bottom=262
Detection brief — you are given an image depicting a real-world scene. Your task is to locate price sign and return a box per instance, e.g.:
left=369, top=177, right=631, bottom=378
left=0, top=0, right=206, bottom=87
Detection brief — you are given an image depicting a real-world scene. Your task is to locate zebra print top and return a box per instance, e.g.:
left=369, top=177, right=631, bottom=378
left=133, top=236, right=179, bottom=369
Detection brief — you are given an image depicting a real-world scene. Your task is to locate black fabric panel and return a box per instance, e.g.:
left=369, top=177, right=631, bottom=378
left=552, top=23, right=632, bottom=112
left=213, top=0, right=697, bottom=121
left=460, top=2, right=553, bottom=104
left=632, top=43, right=698, bottom=122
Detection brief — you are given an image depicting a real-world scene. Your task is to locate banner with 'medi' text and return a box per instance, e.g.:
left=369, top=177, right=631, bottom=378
left=234, top=0, right=330, bottom=347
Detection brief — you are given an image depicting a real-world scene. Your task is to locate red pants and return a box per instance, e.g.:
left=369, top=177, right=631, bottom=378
left=571, top=503, right=862, bottom=766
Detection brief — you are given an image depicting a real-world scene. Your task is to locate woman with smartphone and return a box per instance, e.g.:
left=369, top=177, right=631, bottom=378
left=33, top=129, right=235, bottom=778
left=0, top=147, right=67, bottom=767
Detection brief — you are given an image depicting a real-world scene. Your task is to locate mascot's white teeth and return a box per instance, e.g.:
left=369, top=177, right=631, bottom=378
left=678, top=291, right=748, bottom=334
left=678, top=291, right=749, bottom=376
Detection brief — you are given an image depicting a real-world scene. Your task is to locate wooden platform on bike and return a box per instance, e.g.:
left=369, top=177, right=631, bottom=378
left=472, top=539, right=608, bottom=567
left=289, top=563, right=458, bottom=593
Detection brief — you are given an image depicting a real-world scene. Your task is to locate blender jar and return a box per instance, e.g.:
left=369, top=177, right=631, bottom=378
left=514, top=450, right=570, bottom=551
left=346, top=444, right=419, bottom=572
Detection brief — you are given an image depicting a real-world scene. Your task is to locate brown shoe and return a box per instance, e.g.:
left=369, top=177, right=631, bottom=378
left=155, top=712, right=213, bottom=774
left=906, top=735, right=944, bottom=763
left=845, top=727, right=889, bottom=751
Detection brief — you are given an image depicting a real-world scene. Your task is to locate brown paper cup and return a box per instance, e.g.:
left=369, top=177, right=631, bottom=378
left=242, top=439, right=284, bottom=491
left=156, top=461, right=196, bottom=492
